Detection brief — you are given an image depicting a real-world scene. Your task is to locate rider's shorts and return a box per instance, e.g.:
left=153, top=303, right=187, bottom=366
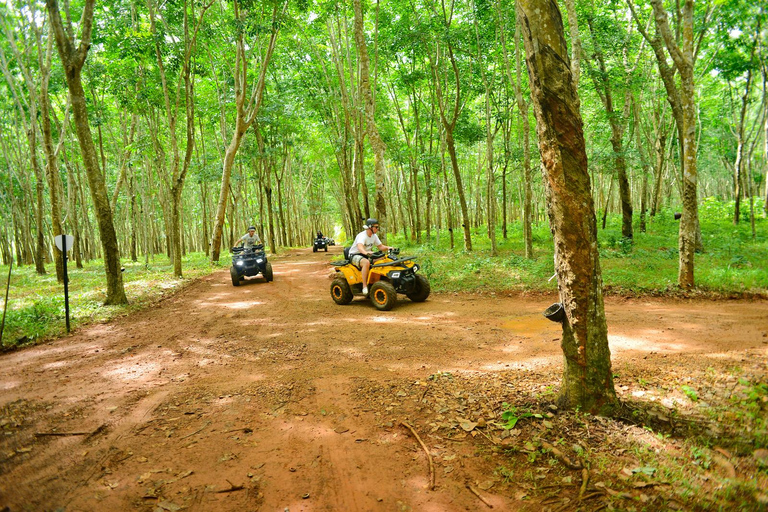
left=351, top=254, right=366, bottom=268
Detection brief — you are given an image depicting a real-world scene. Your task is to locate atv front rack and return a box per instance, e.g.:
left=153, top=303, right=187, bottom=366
left=371, top=257, right=414, bottom=268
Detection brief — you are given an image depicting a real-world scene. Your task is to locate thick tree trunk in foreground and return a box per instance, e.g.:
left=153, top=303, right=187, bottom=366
left=518, top=0, right=616, bottom=414
left=46, top=0, right=127, bottom=305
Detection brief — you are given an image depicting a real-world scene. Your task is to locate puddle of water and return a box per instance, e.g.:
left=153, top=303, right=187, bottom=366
left=501, top=315, right=559, bottom=337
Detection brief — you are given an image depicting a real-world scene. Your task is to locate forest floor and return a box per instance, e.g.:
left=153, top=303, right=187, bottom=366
left=1, top=246, right=767, bottom=512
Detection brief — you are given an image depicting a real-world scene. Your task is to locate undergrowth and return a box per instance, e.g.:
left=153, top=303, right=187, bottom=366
left=0, top=252, right=215, bottom=349
left=388, top=199, right=767, bottom=296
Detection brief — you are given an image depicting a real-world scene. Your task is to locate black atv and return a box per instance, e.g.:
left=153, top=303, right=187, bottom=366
left=313, top=237, right=328, bottom=252
left=230, top=244, right=273, bottom=286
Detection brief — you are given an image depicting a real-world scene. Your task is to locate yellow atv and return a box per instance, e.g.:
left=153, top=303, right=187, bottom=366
left=330, top=248, right=430, bottom=311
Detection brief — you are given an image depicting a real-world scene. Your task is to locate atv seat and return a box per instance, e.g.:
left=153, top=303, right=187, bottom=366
left=343, top=246, right=351, bottom=259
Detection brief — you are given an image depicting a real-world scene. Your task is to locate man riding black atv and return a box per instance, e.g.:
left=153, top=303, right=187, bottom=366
left=230, top=243, right=273, bottom=285
left=313, top=230, right=328, bottom=252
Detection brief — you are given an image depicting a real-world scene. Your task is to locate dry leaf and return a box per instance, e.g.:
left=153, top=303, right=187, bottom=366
left=711, top=453, right=736, bottom=478
left=478, top=480, right=495, bottom=490
left=753, top=449, right=768, bottom=467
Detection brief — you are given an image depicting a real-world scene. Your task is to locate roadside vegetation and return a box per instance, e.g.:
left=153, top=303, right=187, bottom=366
left=392, top=200, right=767, bottom=296
left=2, top=199, right=765, bottom=350
left=0, top=253, right=214, bottom=350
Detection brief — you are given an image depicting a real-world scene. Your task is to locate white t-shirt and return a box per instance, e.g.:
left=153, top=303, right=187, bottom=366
left=348, top=230, right=381, bottom=256
left=239, top=233, right=261, bottom=248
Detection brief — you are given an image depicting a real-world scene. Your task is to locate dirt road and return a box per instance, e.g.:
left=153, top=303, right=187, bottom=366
left=1, top=247, right=767, bottom=511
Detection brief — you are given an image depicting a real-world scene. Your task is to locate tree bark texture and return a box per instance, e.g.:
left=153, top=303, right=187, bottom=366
left=46, top=0, right=128, bottom=305
left=518, top=0, right=616, bottom=414
left=646, top=0, right=700, bottom=287
left=353, top=0, right=388, bottom=241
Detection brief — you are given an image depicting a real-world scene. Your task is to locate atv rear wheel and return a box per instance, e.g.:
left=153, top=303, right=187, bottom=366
left=230, top=266, right=241, bottom=287
left=263, top=262, right=274, bottom=282
left=406, top=274, right=431, bottom=302
left=369, top=281, right=397, bottom=311
left=330, top=278, right=353, bottom=305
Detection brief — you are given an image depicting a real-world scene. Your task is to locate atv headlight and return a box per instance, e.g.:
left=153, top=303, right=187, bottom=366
left=236, top=261, right=244, bottom=266
left=391, top=272, right=401, bottom=279
left=256, top=258, right=264, bottom=263
left=413, top=264, right=420, bottom=272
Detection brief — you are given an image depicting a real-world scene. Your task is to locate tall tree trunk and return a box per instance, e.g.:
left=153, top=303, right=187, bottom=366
left=210, top=0, right=284, bottom=262
left=648, top=0, right=699, bottom=288
left=353, top=0, right=388, bottom=241
left=586, top=17, right=633, bottom=239
left=37, top=30, right=66, bottom=282
left=564, top=0, right=582, bottom=88
left=499, top=0, right=534, bottom=257
left=432, top=33, right=472, bottom=251
left=46, top=0, right=128, bottom=304
left=732, top=63, right=755, bottom=224
left=474, top=11, right=497, bottom=255
left=518, top=0, right=616, bottom=414
left=0, top=35, right=47, bottom=274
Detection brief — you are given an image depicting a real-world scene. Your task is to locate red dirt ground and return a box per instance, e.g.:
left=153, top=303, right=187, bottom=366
left=1, top=246, right=766, bottom=511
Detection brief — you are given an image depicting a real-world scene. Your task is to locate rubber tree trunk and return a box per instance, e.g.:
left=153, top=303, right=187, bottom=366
left=518, top=0, right=616, bottom=415
left=353, top=0, right=388, bottom=242
left=647, top=0, right=700, bottom=287
left=46, top=0, right=127, bottom=305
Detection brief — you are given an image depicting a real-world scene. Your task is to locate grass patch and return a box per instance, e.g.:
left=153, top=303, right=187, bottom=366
left=387, top=199, right=768, bottom=296
left=0, top=252, right=216, bottom=349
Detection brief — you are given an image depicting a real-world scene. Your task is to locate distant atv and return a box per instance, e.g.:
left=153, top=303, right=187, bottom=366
left=313, top=237, right=328, bottom=252
left=330, top=248, right=430, bottom=311
left=230, top=244, right=273, bottom=286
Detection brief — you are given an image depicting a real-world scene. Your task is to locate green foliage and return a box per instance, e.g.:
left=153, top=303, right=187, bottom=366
left=500, top=403, right=542, bottom=429
left=387, top=199, right=767, bottom=295
left=0, top=253, right=214, bottom=349
left=682, top=385, right=699, bottom=402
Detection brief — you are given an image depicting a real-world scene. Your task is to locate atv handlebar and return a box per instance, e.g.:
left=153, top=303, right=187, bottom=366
left=232, top=244, right=264, bottom=253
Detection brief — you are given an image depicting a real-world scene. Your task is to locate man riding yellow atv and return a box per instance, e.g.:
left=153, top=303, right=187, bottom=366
left=330, top=247, right=430, bottom=311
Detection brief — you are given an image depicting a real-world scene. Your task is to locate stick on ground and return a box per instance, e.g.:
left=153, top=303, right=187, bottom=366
left=466, top=483, right=493, bottom=508
left=400, top=421, right=435, bottom=490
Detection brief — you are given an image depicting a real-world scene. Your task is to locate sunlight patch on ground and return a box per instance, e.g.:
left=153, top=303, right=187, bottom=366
left=285, top=260, right=325, bottom=266
left=332, top=346, right=366, bottom=359
left=482, top=355, right=560, bottom=370
left=43, top=360, right=69, bottom=370
left=102, top=361, right=159, bottom=382
left=705, top=349, right=768, bottom=360
left=372, top=316, right=395, bottom=323
left=1, top=380, right=19, bottom=390
left=196, top=300, right=265, bottom=309
left=609, top=334, right=689, bottom=353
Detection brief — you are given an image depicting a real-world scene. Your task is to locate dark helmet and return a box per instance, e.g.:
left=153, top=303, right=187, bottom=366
left=365, top=218, right=379, bottom=229
left=248, top=226, right=256, bottom=231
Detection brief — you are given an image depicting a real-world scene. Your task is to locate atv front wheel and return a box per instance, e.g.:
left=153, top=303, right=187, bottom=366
left=313, top=246, right=317, bottom=252
left=324, top=246, right=328, bottom=252
left=264, top=262, right=274, bottom=282
left=230, top=266, right=241, bottom=287
left=370, top=281, right=397, bottom=311
left=406, top=274, right=431, bottom=302
left=330, top=278, right=353, bottom=305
